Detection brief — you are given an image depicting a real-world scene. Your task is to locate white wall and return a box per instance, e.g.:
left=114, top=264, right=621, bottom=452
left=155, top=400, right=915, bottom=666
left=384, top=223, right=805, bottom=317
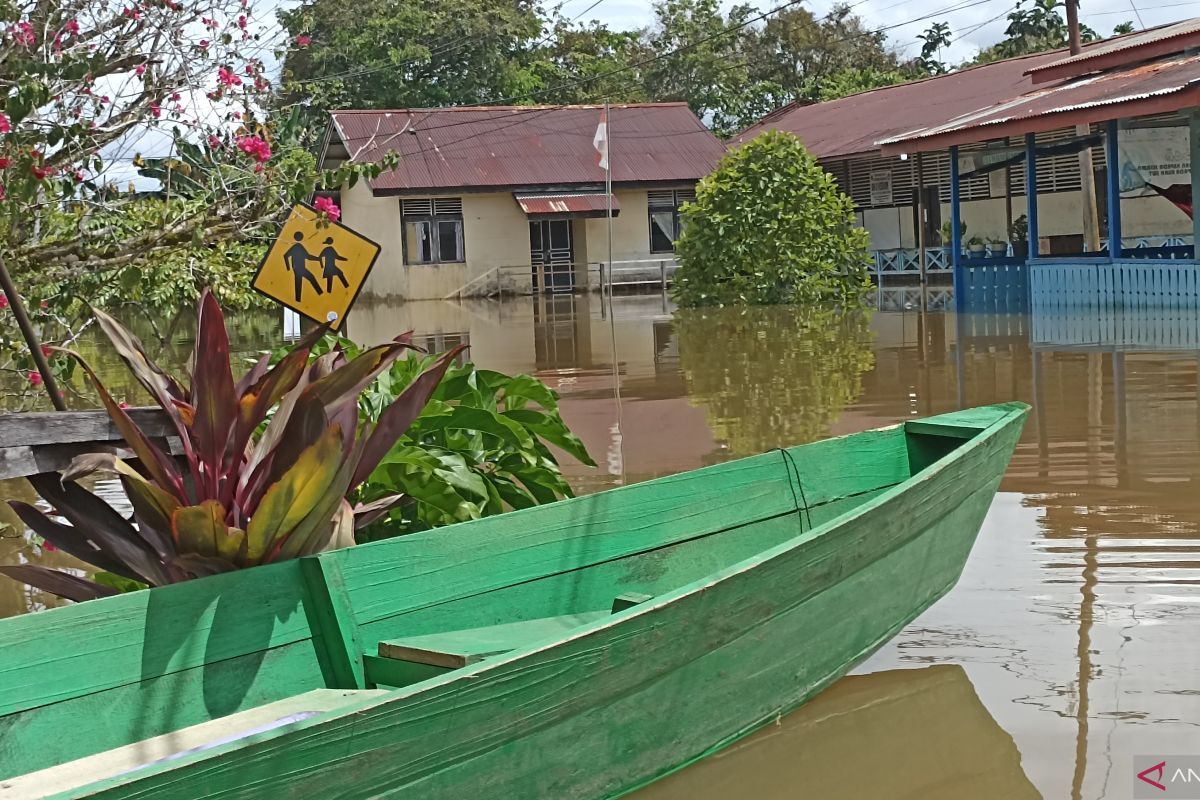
left=343, top=184, right=673, bottom=299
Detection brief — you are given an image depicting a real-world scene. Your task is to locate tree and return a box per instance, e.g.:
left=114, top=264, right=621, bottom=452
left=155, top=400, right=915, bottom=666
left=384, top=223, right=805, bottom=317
left=529, top=19, right=648, bottom=105
left=1113, top=21, right=1135, bottom=35
left=639, top=0, right=757, bottom=136
left=277, top=0, right=548, bottom=136
left=735, top=4, right=904, bottom=124
left=917, top=22, right=952, bottom=75
left=672, top=130, right=872, bottom=307
left=973, top=0, right=1098, bottom=62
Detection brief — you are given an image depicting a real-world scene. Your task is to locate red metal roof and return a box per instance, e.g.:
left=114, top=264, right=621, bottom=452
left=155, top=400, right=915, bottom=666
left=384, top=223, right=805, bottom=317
left=514, top=192, right=620, bottom=217
left=328, top=104, right=726, bottom=194
left=734, top=48, right=1072, bottom=160
left=880, top=52, right=1200, bottom=154
left=1027, top=18, right=1200, bottom=84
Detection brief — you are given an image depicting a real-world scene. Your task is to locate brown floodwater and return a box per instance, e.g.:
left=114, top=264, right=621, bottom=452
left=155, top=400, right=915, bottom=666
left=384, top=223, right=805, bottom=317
left=4, top=288, right=1199, bottom=797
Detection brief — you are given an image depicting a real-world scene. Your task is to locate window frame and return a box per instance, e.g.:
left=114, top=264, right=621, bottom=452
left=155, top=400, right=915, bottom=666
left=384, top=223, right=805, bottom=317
left=646, top=189, right=694, bottom=254
left=400, top=198, right=466, bottom=266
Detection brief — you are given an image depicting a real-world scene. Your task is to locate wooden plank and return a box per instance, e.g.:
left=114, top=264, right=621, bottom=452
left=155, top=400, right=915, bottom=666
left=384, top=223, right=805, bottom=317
left=0, top=408, right=169, bottom=447
left=377, top=612, right=608, bottom=669
left=1, top=688, right=387, bottom=799
left=299, top=556, right=367, bottom=690
left=333, top=427, right=913, bottom=631
left=363, top=655, right=449, bottom=688
left=0, top=639, right=327, bottom=781
left=0, top=560, right=313, bottom=721
left=61, top=408, right=1026, bottom=799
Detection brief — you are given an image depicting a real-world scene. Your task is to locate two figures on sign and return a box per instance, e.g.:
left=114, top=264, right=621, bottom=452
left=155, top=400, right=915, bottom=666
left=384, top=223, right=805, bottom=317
left=283, top=232, right=350, bottom=302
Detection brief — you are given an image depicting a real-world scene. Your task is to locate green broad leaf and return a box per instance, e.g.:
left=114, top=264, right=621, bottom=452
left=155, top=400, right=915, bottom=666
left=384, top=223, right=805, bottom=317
left=93, top=572, right=148, bottom=594
left=172, top=500, right=228, bottom=558
left=248, top=424, right=344, bottom=556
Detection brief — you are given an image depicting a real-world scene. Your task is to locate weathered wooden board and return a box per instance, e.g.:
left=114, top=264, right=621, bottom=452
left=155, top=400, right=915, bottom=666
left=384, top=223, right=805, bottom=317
left=0, top=408, right=179, bottom=481
left=54, top=405, right=1025, bottom=799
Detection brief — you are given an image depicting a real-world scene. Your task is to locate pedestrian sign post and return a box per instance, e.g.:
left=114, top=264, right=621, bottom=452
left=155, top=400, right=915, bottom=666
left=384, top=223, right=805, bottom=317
left=252, top=203, right=381, bottom=331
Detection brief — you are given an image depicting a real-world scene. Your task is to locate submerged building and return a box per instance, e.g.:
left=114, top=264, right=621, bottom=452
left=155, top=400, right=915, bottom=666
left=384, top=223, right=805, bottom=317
left=319, top=104, right=725, bottom=301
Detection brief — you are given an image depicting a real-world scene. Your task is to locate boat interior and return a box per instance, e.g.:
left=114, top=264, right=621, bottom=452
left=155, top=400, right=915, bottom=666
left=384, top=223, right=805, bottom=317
left=0, top=410, right=997, bottom=794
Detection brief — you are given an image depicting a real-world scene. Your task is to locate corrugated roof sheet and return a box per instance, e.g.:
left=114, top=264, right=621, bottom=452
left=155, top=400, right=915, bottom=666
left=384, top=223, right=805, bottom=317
left=514, top=192, right=620, bottom=217
left=329, top=104, right=726, bottom=194
left=1027, top=18, right=1200, bottom=84
left=880, top=51, right=1200, bottom=153
left=734, top=48, right=1072, bottom=160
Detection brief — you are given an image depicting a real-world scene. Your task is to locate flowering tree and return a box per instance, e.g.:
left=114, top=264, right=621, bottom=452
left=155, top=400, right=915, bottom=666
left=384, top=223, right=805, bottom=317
left=0, top=0, right=388, bottom=403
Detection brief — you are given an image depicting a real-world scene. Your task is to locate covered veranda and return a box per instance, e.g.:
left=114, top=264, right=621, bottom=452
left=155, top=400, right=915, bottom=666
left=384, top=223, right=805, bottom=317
left=880, top=23, right=1200, bottom=310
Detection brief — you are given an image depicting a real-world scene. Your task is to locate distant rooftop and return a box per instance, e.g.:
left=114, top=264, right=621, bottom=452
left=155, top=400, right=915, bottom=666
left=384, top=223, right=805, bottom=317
left=323, top=104, right=726, bottom=195
left=739, top=19, right=1200, bottom=161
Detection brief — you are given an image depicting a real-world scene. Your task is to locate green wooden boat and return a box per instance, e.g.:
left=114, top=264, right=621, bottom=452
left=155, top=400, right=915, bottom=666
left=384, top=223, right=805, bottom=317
left=0, top=403, right=1027, bottom=799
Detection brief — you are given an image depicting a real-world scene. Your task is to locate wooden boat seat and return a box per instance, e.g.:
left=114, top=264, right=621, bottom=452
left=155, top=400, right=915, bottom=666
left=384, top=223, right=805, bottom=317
left=0, top=689, right=388, bottom=798
left=377, top=593, right=657, bottom=670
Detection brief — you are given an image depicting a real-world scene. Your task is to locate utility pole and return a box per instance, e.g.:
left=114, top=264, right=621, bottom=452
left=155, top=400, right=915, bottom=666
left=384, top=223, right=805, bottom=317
left=1067, top=0, right=1102, bottom=252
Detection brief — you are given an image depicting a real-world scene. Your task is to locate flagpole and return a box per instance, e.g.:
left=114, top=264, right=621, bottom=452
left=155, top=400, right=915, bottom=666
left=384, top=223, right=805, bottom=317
left=602, top=100, right=624, bottom=486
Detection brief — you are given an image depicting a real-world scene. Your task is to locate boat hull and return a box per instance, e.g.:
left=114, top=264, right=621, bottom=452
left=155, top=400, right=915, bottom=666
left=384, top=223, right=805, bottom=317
left=50, top=404, right=1026, bottom=799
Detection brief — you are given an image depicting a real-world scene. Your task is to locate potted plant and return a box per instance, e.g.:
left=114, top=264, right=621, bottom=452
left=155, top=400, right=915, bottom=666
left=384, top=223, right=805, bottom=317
left=1008, top=215, right=1029, bottom=258
left=939, top=220, right=966, bottom=256
left=966, top=236, right=986, bottom=258
left=986, top=237, right=1009, bottom=258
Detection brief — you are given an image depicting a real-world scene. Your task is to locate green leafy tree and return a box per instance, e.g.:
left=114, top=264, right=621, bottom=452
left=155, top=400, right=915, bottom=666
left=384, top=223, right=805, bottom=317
left=530, top=20, right=649, bottom=105
left=277, top=0, right=548, bottom=136
left=814, top=65, right=908, bottom=102
left=917, top=22, right=952, bottom=75
left=733, top=4, right=903, bottom=123
left=974, top=0, right=1098, bottom=62
left=672, top=130, right=872, bottom=307
left=1113, top=21, right=1135, bottom=35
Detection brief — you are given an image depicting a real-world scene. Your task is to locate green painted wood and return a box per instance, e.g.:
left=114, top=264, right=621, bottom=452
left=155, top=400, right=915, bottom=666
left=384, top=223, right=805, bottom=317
left=299, top=556, right=366, bottom=689
left=377, top=612, right=609, bottom=669
left=611, top=593, right=653, bottom=613
left=0, top=559, right=311, bottom=720
left=52, top=404, right=1026, bottom=800
left=362, top=655, right=449, bottom=688
left=0, top=639, right=327, bottom=781
left=333, top=426, right=912, bottom=633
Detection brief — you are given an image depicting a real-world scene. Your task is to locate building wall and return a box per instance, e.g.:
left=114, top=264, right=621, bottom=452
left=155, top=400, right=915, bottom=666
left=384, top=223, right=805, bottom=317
left=343, top=184, right=673, bottom=300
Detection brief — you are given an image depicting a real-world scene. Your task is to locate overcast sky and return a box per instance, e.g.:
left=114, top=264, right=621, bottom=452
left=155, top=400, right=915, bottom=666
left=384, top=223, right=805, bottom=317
left=567, top=0, right=1199, bottom=63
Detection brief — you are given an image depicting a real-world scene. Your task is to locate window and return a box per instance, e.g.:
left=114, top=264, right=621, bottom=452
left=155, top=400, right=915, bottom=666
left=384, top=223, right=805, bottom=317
left=647, top=189, right=694, bottom=253
left=401, top=198, right=465, bottom=264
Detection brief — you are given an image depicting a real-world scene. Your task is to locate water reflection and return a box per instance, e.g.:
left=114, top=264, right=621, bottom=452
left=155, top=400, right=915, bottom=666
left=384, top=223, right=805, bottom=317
left=3, top=289, right=1200, bottom=797
left=638, top=665, right=1039, bottom=800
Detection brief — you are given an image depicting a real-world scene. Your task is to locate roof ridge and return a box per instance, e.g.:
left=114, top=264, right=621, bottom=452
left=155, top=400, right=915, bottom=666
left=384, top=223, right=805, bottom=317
left=331, top=102, right=690, bottom=114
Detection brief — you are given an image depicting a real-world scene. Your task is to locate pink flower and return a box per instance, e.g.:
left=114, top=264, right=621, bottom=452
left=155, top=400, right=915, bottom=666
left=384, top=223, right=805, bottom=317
left=136, top=63, right=147, bottom=78
left=0, top=158, right=10, bottom=169
left=41, top=539, right=58, bottom=552
left=122, top=6, right=141, bottom=20
left=39, top=300, right=48, bottom=309
left=236, top=135, right=271, bottom=163
left=295, top=34, right=311, bottom=47
left=0, top=293, right=8, bottom=309
left=238, top=15, right=247, bottom=30
left=0, top=113, right=9, bottom=134
left=40, top=345, right=52, bottom=357
left=73, top=169, right=85, bottom=183
left=63, top=20, right=80, bottom=36
left=30, top=163, right=56, bottom=180
left=207, top=134, right=222, bottom=149
left=313, top=196, right=341, bottom=222
left=99, top=95, right=110, bottom=104
left=170, top=92, right=180, bottom=101
left=118, top=401, right=130, bottom=409
left=150, top=103, right=161, bottom=119
left=202, top=17, right=218, bottom=29
left=218, top=66, right=242, bottom=88
left=198, top=39, right=210, bottom=50
left=27, top=370, right=42, bottom=386
left=10, top=22, right=36, bottom=47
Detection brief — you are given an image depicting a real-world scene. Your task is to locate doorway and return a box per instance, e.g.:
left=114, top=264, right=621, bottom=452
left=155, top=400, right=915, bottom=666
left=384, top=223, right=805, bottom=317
left=530, top=220, right=575, bottom=293
left=912, top=186, right=942, bottom=246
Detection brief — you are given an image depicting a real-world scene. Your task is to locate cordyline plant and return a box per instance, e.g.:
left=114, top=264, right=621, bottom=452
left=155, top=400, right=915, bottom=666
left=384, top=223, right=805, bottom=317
left=0, top=289, right=463, bottom=602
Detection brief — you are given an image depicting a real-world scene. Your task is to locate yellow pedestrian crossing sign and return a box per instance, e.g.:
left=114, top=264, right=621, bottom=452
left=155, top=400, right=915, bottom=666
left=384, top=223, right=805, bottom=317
left=252, top=203, right=381, bottom=331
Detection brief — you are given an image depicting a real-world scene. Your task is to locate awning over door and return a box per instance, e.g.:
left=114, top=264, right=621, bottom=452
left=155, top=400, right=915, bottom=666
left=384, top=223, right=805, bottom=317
left=514, top=192, right=620, bottom=219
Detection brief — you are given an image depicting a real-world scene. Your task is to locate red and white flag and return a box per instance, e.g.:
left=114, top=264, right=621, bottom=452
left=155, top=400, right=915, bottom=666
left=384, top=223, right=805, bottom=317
left=593, top=108, right=609, bottom=171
